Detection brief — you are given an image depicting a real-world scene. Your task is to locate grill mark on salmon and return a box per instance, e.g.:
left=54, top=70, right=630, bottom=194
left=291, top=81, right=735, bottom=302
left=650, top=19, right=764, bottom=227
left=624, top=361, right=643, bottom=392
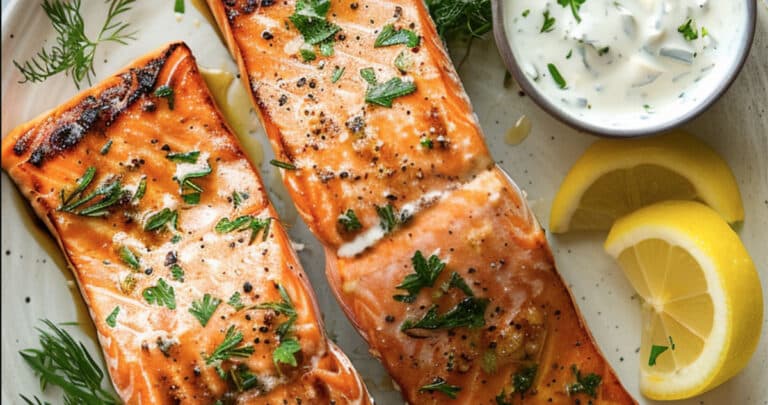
left=2, top=42, right=371, bottom=405
left=207, top=0, right=636, bottom=403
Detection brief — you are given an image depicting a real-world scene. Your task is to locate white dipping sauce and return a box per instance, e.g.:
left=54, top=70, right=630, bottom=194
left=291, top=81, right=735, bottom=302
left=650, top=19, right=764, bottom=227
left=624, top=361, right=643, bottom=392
left=503, top=0, right=748, bottom=128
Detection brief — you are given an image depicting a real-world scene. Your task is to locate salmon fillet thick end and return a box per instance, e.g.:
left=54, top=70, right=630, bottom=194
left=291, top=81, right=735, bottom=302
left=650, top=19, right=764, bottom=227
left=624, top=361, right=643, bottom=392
left=206, top=0, right=636, bottom=403
left=2, top=42, right=371, bottom=405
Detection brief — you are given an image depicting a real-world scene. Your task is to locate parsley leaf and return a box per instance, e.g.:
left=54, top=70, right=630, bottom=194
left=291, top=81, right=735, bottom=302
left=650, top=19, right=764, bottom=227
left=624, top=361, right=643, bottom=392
left=648, top=344, right=669, bottom=366
left=540, top=10, right=555, bottom=33
left=567, top=365, right=602, bottom=398
left=374, top=24, right=420, bottom=48
left=547, top=63, right=567, bottom=89
left=144, top=208, right=178, bottom=232
left=205, top=325, right=254, bottom=365
left=154, top=85, right=175, bottom=110
left=273, top=338, right=301, bottom=367
left=189, top=294, right=222, bottom=327
left=215, top=215, right=271, bottom=244
left=338, top=209, right=362, bottom=231
left=376, top=204, right=399, bottom=233
left=401, top=296, right=489, bottom=332
left=394, top=51, right=413, bottom=73
left=557, top=0, right=586, bottom=23
left=105, top=306, right=120, bottom=328
left=678, top=18, right=699, bottom=41
left=419, top=377, right=461, bottom=399
left=289, top=0, right=340, bottom=45
left=230, top=364, right=259, bottom=392
left=513, top=364, right=538, bottom=394
left=142, top=278, right=176, bottom=310
left=119, top=245, right=140, bottom=270
left=170, top=264, right=185, bottom=282
left=440, top=271, right=473, bottom=296
left=360, top=67, right=377, bottom=85
left=228, top=292, right=246, bottom=311
left=365, top=77, right=416, bottom=107
left=394, top=251, right=446, bottom=303
left=299, top=48, right=316, bottom=61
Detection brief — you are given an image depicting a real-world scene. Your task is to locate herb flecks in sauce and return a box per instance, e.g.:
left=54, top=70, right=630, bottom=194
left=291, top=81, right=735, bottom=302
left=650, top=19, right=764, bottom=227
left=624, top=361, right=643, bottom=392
left=419, top=377, right=461, bottom=399
left=401, top=296, right=489, bottom=332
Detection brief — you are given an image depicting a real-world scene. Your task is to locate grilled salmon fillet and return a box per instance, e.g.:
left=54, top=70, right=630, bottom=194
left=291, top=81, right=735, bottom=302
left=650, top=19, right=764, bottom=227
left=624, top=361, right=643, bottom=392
left=1, top=42, right=371, bottom=405
left=207, top=0, right=636, bottom=403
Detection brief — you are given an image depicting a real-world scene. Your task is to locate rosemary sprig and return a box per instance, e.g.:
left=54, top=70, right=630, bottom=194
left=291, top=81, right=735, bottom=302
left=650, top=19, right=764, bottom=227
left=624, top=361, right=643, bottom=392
left=20, top=320, right=119, bottom=404
left=14, top=0, right=137, bottom=88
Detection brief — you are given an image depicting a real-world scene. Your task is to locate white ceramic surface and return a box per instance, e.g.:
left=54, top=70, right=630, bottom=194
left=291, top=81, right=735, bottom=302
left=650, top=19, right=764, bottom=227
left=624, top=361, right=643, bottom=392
left=2, top=1, right=766, bottom=404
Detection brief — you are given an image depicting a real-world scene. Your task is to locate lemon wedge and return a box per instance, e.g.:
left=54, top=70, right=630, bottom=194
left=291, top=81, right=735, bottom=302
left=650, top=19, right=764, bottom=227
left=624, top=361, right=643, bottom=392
left=604, top=201, right=763, bottom=400
left=550, top=131, right=743, bottom=233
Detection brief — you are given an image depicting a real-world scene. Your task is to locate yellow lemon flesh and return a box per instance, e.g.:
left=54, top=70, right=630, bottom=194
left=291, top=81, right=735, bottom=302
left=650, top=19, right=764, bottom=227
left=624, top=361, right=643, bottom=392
left=550, top=131, right=743, bottom=233
left=604, top=201, right=763, bottom=400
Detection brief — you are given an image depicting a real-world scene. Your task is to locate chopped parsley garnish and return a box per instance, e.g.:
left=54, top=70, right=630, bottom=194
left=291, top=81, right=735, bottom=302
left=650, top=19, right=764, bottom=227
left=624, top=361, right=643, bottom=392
left=228, top=292, right=245, bottom=311
left=230, top=364, right=259, bottom=392
left=394, top=51, right=413, bottom=73
left=374, top=24, right=420, bottom=48
left=105, top=306, right=120, bottom=328
left=299, top=48, right=316, bottom=61
left=376, top=204, right=398, bottom=233
left=420, top=137, right=434, bottom=149
left=289, top=0, right=340, bottom=45
left=401, top=296, right=489, bottom=332
left=547, top=63, right=567, bottom=89
left=273, top=338, right=301, bottom=367
left=522, top=9, right=530, bottom=17
left=567, top=365, right=602, bottom=398
left=170, top=264, right=184, bottom=282
left=338, top=209, right=362, bottom=231
left=189, top=293, right=222, bottom=327
left=540, top=10, right=555, bottom=33
left=118, top=245, right=140, bottom=270
left=566, top=49, right=573, bottom=59
left=269, top=159, right=297, bottom=170
left=360, top=67, right=377, bottom=85
left=144, top=208, right=178, bottom=232
left=154, top=85, right=175, bottom=110
left=440, top=272, right=473, bottom=296
left=170, top=234, right=182, bottom=244
left=165, top=150, right=199, bottom=163
left=174, top=0, right=184, bottom=13
left=365, top=76, right=417, bottom=107
left=597, top=46, right=610, bottom=56
left=231, top=191, right=248, bottom=208
left=648, top=344, right=668, bottom=366
left=205, top=326, right=254, bottom=365
left=132, top=177, right=147, bottom=202
left=99, top=139, right=113, bottom=155
left=678, top=18, right=699, bottom=41
left=394, top=251, right=446, bottom=303
left=320, top=40, right=334, bottom=56
left=643, top=104, right=654, bottom=113
left=513, top=364, right=538, bottom=394
left=419, top=377, right=461, bottom=399
left=253, top=285, right=301, bottom=368
left=142, top=278, right=176, bottom=310
left=215, top=215, right=272, bottom=244
left=19, top=320, right=120, bottom=404
left=557, top=0, right=586, bottom=23
left=331, top=66, right=345, bottom=83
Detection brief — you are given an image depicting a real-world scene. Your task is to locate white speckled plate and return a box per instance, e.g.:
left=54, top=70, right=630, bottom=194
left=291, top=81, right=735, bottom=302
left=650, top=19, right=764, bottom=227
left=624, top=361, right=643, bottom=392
left=2, top=1, right=767, bottom=404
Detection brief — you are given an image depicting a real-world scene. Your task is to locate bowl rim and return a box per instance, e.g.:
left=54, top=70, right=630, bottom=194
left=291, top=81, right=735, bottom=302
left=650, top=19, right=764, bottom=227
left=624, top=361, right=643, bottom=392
left=491, top=0, right=758, bottom=138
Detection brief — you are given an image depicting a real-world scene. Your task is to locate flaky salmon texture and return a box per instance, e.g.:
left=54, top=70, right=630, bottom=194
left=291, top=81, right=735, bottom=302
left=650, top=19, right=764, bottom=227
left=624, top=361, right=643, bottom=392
left=1, top=43, right=371, bottom=405
left=207, top=0, right=637, bottom=403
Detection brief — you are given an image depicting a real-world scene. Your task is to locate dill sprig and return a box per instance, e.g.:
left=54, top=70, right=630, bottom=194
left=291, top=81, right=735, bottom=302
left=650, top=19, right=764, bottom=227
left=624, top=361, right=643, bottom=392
left=20, top=320, right=119, bottom=405
left=14, top=0, right=137, bottom=88
left=425, top=0, right=492, bottom=41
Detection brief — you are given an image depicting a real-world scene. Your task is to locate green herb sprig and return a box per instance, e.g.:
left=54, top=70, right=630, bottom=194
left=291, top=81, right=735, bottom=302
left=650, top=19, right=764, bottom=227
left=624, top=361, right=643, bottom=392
left=189, top=294, right=222, bottom=327
left=253, top=285, right=302, bottom=368
left=419, top=377, right=461, bottom=399
left=14, top=0, right=137, bottom=88
left=374, top=24, right=420, bottom=48
left=567, top=365, right=602, bottom=398
left=215, top=215, right=272, bottom=244
left=19, top=320, right=119, bottom=404
left=394, top=251, right=446, bottom=303
left=205, top=326, right=255, bottom=365
left=401, top=296, right=489, bottom=332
